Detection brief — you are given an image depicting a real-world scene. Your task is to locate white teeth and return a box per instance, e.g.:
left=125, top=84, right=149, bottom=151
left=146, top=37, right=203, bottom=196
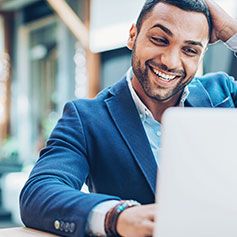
left=152, top=68, right=176, bottom=81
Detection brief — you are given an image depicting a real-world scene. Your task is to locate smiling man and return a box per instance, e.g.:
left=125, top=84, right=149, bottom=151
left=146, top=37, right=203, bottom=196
left=128, top=1, right=211, bottom=122
left=20, top=1, right=237, bottom=237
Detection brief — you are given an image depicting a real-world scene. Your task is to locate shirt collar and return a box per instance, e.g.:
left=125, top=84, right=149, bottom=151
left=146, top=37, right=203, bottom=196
left=180, top=85, right=190, bottom=106
left=126, top=67, right=190, bottom=118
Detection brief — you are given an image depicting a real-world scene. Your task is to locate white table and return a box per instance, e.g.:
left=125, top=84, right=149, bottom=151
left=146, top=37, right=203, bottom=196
left=0, top=227, right=59, bottom=237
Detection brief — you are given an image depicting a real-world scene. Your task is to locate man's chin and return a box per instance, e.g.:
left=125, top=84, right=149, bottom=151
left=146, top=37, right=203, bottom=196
left=149, top=87, right=184, bottom=102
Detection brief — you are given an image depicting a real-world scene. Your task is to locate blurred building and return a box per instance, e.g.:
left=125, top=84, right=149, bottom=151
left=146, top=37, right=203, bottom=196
left=1, top=0, right=85, bottom=166
left=0, top=0, right=147, bottom=165
left=0, top=0, right=236, bottom=227
left=0, top=0, right=143, bottom=226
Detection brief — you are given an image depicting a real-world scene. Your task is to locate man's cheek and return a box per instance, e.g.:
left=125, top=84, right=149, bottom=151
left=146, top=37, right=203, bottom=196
left=189, top=63, right=201, bottom=77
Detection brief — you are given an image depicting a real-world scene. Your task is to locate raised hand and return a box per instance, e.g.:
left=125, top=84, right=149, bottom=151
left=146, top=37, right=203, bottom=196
left=205, top=0, right=237, bottom=43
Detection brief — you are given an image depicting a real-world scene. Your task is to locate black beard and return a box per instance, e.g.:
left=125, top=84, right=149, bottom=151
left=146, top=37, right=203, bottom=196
left=131, top=50, right=191, bottom=102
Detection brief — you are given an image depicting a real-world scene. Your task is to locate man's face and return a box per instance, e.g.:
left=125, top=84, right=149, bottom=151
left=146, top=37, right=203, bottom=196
left=128, top=3, right=209, bottom=102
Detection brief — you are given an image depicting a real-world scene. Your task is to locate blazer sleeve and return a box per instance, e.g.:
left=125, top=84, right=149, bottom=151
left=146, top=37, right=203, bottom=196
left=19, top=101, right=120, bottom=237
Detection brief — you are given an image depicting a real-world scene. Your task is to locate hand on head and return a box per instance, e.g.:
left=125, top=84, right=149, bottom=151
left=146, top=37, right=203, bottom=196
left=205, top=0, right=237, bottom=43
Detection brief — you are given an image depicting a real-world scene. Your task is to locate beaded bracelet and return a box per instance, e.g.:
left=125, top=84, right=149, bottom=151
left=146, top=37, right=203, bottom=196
left=104, top=200, right=141, bottom=236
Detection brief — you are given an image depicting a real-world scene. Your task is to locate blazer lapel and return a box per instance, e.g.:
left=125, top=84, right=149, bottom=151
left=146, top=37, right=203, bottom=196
left=105, top=79, right=157, bottom=194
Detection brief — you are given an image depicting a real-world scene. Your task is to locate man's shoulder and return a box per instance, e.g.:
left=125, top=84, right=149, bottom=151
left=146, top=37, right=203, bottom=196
left=185, top=72, right=237, bottom=107
left=190, top=71, right=235, bottom=91
left=192, top=71, right=233, bottom=84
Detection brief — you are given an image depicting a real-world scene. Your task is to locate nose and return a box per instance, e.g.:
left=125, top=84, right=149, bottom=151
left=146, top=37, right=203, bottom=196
left=160, top=48, right=181, bottom=71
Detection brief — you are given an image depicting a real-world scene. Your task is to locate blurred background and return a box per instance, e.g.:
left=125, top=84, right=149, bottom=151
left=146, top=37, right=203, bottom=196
left=0, top=0, right=236, bottom=228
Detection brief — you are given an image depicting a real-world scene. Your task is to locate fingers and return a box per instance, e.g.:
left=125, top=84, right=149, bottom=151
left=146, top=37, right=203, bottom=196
left=142, top=219, right=155, bottom=235
left=141, top=204, right=157, bottom=235
left=145, top=204, right=157, bottom=221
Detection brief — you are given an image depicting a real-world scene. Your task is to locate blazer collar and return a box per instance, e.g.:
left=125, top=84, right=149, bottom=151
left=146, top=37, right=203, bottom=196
left=105, top=78, right=157, bottom=194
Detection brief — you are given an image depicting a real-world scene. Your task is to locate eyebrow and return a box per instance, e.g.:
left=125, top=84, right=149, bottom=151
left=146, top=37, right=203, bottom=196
left=184, top=40, right=204, bottom=48
left=151, top=23, right=204, bottom=48
left=152, top=23, right=173, bottom=36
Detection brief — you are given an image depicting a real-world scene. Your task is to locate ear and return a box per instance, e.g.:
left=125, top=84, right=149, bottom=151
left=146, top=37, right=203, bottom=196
left=127, top=24, right=137, bottom=50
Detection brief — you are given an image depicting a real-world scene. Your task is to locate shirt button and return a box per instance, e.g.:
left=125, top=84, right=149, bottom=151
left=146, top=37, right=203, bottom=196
left=156, top=131, right=161, bottom=136
left=54, top=220, right=60, bottom=230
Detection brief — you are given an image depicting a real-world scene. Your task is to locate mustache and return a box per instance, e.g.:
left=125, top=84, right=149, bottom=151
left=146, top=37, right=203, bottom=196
left=146, top=61, right=186, bottom=78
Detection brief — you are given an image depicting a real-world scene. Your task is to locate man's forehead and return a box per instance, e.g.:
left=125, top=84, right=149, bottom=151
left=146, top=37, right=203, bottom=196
left=142, top=2, right=209, bottom=41
left=146, top=2, right=207, bottom=24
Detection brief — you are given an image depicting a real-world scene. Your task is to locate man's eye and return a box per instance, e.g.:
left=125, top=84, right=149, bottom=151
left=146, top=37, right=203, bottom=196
left=183, top=47, right=198, bottom=56
left=151, top=37, right=168, bottom=45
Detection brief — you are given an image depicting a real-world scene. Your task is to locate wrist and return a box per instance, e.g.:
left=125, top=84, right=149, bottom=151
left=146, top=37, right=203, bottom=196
left=218, top=20, right=237, bottom=42
left=104, top=200, right=140, bottom=237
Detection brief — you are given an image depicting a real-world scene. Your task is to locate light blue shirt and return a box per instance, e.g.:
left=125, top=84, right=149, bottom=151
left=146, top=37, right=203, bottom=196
left=126, top=68, right=189, bottom=167
left=87, top=34, right=237, bottom=236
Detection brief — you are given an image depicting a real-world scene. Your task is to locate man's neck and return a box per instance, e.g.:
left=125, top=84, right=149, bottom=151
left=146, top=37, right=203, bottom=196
left=131, top=77, right=182, bottom=122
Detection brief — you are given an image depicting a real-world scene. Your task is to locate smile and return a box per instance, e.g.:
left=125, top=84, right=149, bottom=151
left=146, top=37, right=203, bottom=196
left=150, top=66, right=179, bottom=81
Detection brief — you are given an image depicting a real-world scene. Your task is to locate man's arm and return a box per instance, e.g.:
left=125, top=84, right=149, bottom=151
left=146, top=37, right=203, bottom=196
left=20, top=102, right=121, bottom=237
left=205, top=0, right=237, bottom=43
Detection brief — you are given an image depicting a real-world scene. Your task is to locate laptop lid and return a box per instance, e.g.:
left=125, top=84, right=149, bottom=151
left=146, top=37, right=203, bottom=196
left=154, top=108, right=237, bottom=237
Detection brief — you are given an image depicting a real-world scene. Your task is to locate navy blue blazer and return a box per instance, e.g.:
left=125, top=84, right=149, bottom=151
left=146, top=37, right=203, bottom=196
left=20, top=72, right=237, bottom=236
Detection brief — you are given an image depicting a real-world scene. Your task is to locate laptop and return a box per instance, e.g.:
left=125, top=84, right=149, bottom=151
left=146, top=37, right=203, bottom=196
left=154, top=108, right=237, bottom=237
